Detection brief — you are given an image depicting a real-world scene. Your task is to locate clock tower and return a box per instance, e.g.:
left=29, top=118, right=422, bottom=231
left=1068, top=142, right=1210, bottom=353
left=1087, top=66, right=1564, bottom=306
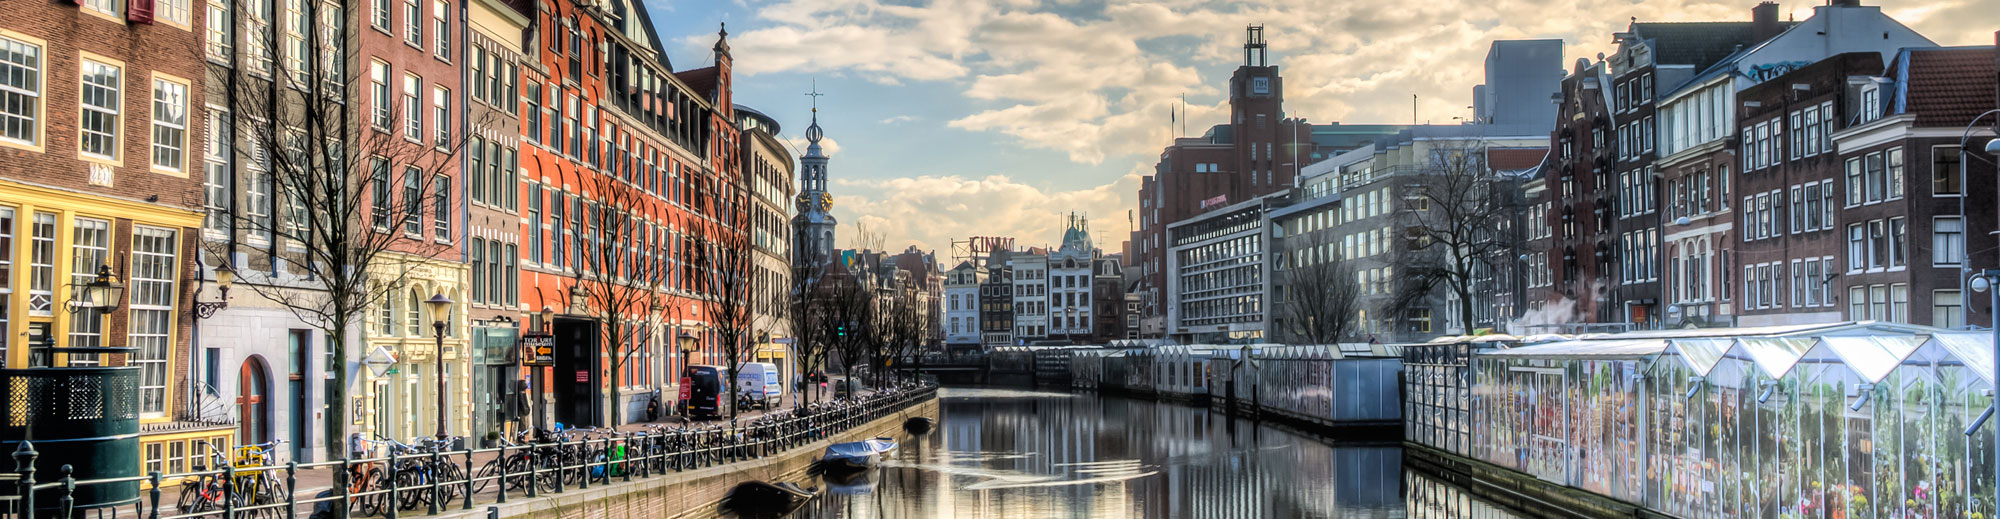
left=791, top=94, right=838, bottom=271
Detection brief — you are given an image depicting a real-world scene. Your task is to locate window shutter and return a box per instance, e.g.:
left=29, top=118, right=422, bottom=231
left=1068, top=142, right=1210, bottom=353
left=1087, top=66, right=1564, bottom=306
left=128, top=0, right=155, bottom=23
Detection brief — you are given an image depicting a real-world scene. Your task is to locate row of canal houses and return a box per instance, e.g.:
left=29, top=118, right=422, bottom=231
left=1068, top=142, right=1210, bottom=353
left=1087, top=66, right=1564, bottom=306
left=0, top=0, right=797, bottom=474
left=1403, top=322, right=1999, bottom=519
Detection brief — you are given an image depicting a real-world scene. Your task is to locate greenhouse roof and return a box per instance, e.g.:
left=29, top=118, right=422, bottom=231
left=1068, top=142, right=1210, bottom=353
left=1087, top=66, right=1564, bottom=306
left=1666, top=339, right=1735, bottom=376
left=1483, top=322, right=1942, bottom=361
left=1805, top=335, right=1927, bottom=383
left=1731, top=337, right=1817, bottom=378
left=1926, top=332, right=1995, bottom=385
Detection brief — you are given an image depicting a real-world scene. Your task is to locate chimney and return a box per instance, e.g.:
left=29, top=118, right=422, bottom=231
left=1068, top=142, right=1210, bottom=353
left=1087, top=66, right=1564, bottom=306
left=1752, top=2, right=1781, bottom=41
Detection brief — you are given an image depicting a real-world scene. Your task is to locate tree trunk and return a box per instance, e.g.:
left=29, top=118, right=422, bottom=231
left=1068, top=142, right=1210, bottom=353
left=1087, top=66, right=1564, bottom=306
left=325, top=317, right=349, bottom=460
left=605, top=318, right=620, bottom=427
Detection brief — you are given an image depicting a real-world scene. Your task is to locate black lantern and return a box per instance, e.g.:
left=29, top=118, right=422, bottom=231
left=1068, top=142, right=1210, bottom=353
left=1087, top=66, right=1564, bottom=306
left=66, top=264, right=125, bottom=313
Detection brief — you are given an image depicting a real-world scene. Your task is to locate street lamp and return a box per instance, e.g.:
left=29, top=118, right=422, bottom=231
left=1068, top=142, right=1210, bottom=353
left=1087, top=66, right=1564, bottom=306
left=65, top=264, right=125, bottom=313
left=195, top=263, right=235, bottom=319
left=425, top=292, right=454, bottom=441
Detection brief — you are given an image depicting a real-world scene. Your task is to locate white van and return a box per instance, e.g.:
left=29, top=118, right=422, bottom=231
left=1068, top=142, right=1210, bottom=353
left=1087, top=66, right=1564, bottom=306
left=736, top=363, right=784, bottom=409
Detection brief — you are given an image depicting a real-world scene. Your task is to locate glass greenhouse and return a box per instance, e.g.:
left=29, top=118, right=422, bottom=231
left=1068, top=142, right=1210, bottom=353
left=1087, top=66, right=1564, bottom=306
left=1407, top=323, right=2000, bottom=518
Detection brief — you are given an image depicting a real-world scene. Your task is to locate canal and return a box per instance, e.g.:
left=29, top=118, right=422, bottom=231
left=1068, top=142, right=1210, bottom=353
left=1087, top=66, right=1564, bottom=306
left=773, top=387, right=1526, bottom=518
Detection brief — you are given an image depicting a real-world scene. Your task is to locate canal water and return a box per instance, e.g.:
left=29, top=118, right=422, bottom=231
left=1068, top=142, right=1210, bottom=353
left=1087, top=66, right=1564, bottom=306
left=769, top=387, right=1525, bottom=518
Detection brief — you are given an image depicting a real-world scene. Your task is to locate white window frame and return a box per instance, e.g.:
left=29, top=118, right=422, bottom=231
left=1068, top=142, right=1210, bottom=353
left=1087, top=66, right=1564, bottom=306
left=151, top=75, right=190, bottom=173
left=0, top=34, right=44, bottom=150
left=129, top=226, right=177, bottom=416
left=78, top=56, right=123, bottom=161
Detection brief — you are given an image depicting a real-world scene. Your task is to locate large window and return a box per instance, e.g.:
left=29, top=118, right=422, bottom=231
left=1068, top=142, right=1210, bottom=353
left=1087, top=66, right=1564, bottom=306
left=432, top=175, right=449, bottom=240
left=403, top=0, right=421, bottom=47
left=130, top=226, right=176, bottom=415
left=369, top=157, right=390, bottom=230
left=402, top=167, right=421, bottom=236
left=0, top=208, right=11, bottom=366
left=249, top=172, right=273, bottom=241
left=1847, top=224, right=1865, bottom=272
left=527, top=186, right=542, bottom=264
left=432, top=86, right=448, bottom=148
left=431, top=0, right=448, bottom=59
left=79, top=59, right=121, bottom=159
left=203, top=108, right=230, bottom=232
left=468, top=137, right=484, bottom=204
left=1935, top=145, right=1963, bottom=195
left=246, top=0, right=272, bottom=73
left=68, top=218, right=111, bottom=365
left=523, top=82, right=541, bottom=144
left=83, top=0, right=120, bottom=17
left=1935, top=217, right=1964, bottom=267
left=151, top=77, right=189, bottom=172
left=402, top=73, right=420, bottom=140
left=1935, top=290, right=1963, bottom=329
left=27, top=212, right=52, bottom=317
left=470, top=237, right=484, bottom=302
left=370, top=61, right=391, bottom=128
left=0, top=36, right=42, bottom=147
left=282, top=0, right=307, bottom=83
left=371, top=0, right=389, bottom=30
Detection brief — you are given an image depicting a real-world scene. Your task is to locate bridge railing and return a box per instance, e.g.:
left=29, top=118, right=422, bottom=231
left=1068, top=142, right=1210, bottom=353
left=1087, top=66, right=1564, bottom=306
left=0, top=384, right=938, bottom=519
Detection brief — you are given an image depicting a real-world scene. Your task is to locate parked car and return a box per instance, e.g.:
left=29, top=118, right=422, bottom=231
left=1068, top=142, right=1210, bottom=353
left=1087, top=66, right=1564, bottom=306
left=681, top=365, right=725, bottom=418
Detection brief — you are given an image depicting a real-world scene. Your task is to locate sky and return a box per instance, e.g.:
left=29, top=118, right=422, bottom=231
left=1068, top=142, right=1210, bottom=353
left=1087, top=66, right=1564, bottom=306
left=638, top=0, right=1996, bottom=262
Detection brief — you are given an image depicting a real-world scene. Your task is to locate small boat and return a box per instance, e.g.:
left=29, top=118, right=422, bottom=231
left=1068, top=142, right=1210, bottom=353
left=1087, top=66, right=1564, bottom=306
left=820, top=437, right=897, bottom=471
left=902, top=416, right=936, bottom=435
left=720, top=480, right=818, bottom=517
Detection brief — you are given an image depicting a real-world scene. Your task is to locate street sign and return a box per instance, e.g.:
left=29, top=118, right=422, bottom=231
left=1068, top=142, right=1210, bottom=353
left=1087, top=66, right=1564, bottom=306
left=521, top=334, right=555, bottom=366
left=363, top=346, right=398, bottom=377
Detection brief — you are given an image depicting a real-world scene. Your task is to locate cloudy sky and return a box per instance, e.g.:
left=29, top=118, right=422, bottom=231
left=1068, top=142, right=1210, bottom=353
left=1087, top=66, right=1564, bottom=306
left=640, top=0, right=1994, bottom=260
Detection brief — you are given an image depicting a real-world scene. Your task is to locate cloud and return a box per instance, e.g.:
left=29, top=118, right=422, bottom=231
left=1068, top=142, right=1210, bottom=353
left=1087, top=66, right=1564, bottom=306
left=878, top=115, right=918, bottom=125
left=780, top=135, right=841, bottom=158
left=827, top=165, right=1147, bottom=257
left=707, top=0, right=1988, bottom=161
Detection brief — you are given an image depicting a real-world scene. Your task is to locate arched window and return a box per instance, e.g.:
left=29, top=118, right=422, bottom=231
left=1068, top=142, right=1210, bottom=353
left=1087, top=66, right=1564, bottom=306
left=406, top=290, right=422, bottom=336
left=379, top=293, right=396, bottom=337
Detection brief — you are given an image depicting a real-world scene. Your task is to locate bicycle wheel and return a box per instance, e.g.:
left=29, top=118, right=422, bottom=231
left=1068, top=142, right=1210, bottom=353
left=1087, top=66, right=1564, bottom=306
left=472, top=459, right=501, bottom=493
left=176, top=479, right=210, bottom=514
left=437, top=463, right=465, bottom=503
left=352, top=469, right=383, bottom=517
left=395, top=468, right=428, bottom=511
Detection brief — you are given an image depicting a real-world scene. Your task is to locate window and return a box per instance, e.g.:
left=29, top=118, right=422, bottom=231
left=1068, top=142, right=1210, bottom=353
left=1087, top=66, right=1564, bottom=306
left=377, top=292, right=394, bottom=336
left=523, top=83, right=541, bottom=143
left=1804, top=259, right=1821, bottom=307
left=151, top=77, right=188, bottom=171
left=79, top=59, right=121, bottom=159
left=1845, top=157, right=1862, bottom=206
left=1890, top=284, right=1908, bottom=324
left=1804, top=182, right=1821, bottom=231
left=370, top=61, right=391, bottom=129
left=432, top=86, right=448, bottom=148
left=1869, top=285, right=1888, bottom=321
left=1789, top=111, right=1802, bottom=160
left=68, top=218, right=110, bottom=365
left=1935, top=290, right=1963, bottom=328
left=528, top=186, right=542, bottom=263
left=1789, top=185, right=1802, bottom=234
left=1887, top=217, right=1905, bottom=268
left=432, top=0, right=448, bottom=59
left=369, top=157, right=390, bottom=230
left=246, top=0, right=272, bottom=73
left=470, top=237, right=484, bottom=302
left=130, top=226, right=176, bottom=415
left=1886, top=147, right=1904, bottom=200
left=405, top=291, right=420, bottom=336
left=1865, top=151, right=1886, bottom=203
left=469, top=47, right=484, bottom=101
left=0, top=209, right=9, bottom=364
left=0, top=36, right=41, bottom=147
left=1935, top=145, right=1963, bottom=195
left=248, top=172, right=273, bottom=242
left=432, top=175, right=448, bottom=240
left=402, top=166, right=421, bottom=236
left=27, top=212, right=53, bottom=318
left=282, top=0, right=307, bottom=83
left=83, top=0, right=120, bottom=17
left=203, top=108, right=230, bottom=232
left=403, top=73, right=420, bottom=140
left=1847, top=224, right=1865, bottom=272
left=1804, top=106, right=1821, bottom=156
left=371, top=0, right=390, bottom=30
left=1934, top=217, right=1964, bottom=267
left=1868, top=219, right=1886, bottom=269
left=1849, top=286, right=1867, bottom=321
left=403, top=0, right=421, bottom=47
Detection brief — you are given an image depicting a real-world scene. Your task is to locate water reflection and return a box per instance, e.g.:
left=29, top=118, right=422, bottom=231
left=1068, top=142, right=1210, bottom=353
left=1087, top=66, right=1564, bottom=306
left=776, top=387, right=1514, bottom=518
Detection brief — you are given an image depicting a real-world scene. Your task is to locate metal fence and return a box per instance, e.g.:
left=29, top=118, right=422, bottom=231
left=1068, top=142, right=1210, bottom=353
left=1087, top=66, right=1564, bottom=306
left=0, top=385, right=937, bottom=519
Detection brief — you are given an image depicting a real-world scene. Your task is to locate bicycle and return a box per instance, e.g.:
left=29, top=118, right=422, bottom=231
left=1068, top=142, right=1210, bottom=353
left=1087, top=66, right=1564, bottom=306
left=174, top=442, right=232, bottom=515
left=473, top=430, right=552, bottom=494
left=232, top=440, right=289, bottom=518
left=377, top=436, right=464, bottom=511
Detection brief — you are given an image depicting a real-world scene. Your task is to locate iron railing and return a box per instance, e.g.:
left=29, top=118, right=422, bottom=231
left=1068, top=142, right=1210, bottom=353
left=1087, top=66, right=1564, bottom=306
left=0, top=384, right=937, bottom=519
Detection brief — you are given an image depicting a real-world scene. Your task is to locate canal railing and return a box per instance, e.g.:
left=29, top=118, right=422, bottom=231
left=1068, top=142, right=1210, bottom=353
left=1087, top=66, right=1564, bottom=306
left=0, top=384, right=937, bottom=519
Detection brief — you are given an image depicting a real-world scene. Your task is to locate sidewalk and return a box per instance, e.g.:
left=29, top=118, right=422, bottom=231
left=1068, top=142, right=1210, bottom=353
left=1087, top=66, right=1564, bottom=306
left=166, top=379, right=894, bottom=517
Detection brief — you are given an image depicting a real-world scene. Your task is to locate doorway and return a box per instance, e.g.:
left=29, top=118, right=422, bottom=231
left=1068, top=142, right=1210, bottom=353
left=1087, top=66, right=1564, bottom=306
left=287, top=330, right=309, bottom=460
left=238, top=356, right=271, bottom=444
left=552, top=319, right=600, bottom=427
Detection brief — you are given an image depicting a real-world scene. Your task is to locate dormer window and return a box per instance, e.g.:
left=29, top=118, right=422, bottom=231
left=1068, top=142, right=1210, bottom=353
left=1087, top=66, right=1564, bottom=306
left=1858, top=84, right=1882, bottom=124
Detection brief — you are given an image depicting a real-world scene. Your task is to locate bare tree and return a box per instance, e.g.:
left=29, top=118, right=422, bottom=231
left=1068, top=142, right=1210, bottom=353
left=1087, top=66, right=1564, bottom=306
left=691, top=197, right=760, bottom=419
left=821, top=270, right=875, bottom=398
left=203, top=9, right=484, bottom=457
left=557, top=164, right=667, bottom=426
left=1390, top=140, right=1519, bottom=335
left=1279, top=235, right=1362, bottom=344
left=787, top=261, right=831, bottom=407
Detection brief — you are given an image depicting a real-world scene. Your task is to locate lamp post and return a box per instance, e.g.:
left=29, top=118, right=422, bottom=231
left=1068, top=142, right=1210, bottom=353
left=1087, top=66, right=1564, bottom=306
left=194, top=263, right=235, bottom=319
left=425, top=293, right=454, bottom=441
left=676, top=331, right=699, bottom=415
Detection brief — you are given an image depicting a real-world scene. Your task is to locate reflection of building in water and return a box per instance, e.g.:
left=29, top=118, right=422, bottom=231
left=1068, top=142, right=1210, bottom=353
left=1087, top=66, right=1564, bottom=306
left=1405, top=470, right=1530, bottom=518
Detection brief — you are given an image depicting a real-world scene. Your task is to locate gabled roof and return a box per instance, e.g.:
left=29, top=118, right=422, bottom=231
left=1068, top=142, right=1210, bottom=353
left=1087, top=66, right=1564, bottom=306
left=1631, top=22, right=1792, bottom=71
left=1889, top=46, right=1998, bottom=128
left=675, top=68, right=721, bottom=99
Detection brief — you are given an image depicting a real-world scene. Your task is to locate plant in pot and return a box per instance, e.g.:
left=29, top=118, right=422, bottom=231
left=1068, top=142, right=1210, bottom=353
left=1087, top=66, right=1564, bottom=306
left=484, top=430, right=503, bottom=448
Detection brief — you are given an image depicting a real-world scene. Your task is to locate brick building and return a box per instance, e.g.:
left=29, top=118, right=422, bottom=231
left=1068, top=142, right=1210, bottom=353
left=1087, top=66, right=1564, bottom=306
left=0, top=0, right=223, bottom=468
left=1829, top=46, right=1997, bottom=328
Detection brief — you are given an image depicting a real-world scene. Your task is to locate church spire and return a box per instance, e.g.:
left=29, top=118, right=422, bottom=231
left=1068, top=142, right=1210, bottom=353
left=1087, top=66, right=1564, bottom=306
left=793, top=82, right=838, bottom=269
